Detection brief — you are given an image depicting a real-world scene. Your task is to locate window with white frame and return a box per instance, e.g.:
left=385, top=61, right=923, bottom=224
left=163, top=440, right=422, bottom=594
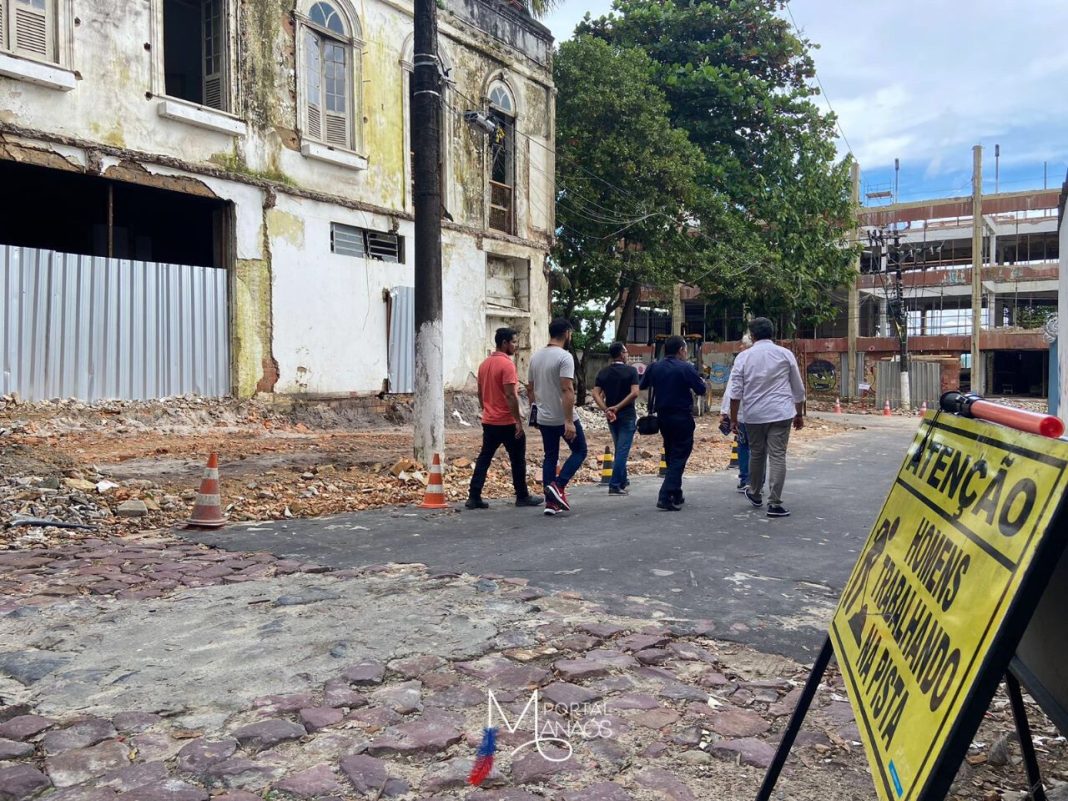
left=300, top=1, right=360, bottom=150
left=487, top=81, right=516, bottom=235
left=1, top=0, right=58, bottom=63
left=162, top=0, right=230, bottom=110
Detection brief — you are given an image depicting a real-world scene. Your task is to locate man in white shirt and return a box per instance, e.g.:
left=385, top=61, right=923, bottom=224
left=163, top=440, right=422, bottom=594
left=728, top=318, right=806, bottom=517
left=719, top=334, right=752, bottom=493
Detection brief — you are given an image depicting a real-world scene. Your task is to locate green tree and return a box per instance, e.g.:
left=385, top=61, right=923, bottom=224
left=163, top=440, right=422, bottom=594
left=578, top=0, right=857, bottom=331
left=552, top=36, right=708, bottom=399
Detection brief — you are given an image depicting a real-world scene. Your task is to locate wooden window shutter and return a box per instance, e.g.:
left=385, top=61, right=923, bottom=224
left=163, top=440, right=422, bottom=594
left=304, top=29, right=323, bottom=140
left=12, top=0, right=53, bottom=62
left=201, top=0, right=227, bottom=111
left=323, top=41, right=350, bottom=148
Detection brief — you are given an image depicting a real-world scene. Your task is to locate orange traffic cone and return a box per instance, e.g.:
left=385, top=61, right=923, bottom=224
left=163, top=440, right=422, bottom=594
left=834, top=397, right=842, bottom=414
left=883, top=399, right=892, bottom=417
left=186, top=452, right=227, bottom=529
left=918, top=401, right=928, bottom=417
left=419, top=453, right=449, bottom=510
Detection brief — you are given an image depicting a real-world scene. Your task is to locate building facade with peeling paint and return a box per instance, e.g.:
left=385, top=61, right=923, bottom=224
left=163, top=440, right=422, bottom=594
left=0, top=0, right=554, bottom=401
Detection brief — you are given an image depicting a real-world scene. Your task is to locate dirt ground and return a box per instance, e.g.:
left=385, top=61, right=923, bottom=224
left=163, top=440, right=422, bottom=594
left=0, top=394, right=854, bottom=549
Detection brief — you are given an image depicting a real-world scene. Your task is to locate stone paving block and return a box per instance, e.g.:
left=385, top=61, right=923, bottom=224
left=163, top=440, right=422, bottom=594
left=560, top=782, right=635, bottom=801
left=42, top=718, right=118, bottom=755
left=298, top=707, right=344, bottom=732
left=251, top=693, right=315, bottom=715
left=111, top=713, right=161, bottom=734
left=0, top=653, right=70, bottom=686
left=0, top=763, right=52, bottom=801
left=633, top=767, right=695, bottom=801
left=552, top=659, right=611, bottom=681
left=541, top=682, right=601, bottom=708
left=212, top=793, right=260, bottom=801
left=468, top=791, right=543, bottom=801
left=658, top=682, right=708, bottom=703
left=634, top=648, right=670, bottom=665
left=509, top=747, right=582, bottom=784
left=388, top=655, right=444, bottom=678
left=46, top=740, right=130, bottom=787
left=43, top=787, right=118, bottom=801
left=423, top=684, right=484, bottom=710
left=455, top=655, right=513, bottom=681
left=322, top=682, right=367, bottom=709
left=128, top=734, right=182, bottom=764
left=583, top=650, right=640, bottom=670
left=99, top=761, right=168, bottom=792
left=630, top=708, right=681, bottom=729
left=709, top=737, right=776, bottom=768
left=365, top=711, right=463, bottom=757
left=273, top=763, right=346, bottom=798
left=204, top=757, right=283, bottom=789
left=339, top=754, right=388, bottom=796
left=231, top=719, right=306, bottom=752
left=369, top=681, right=423, bottom=714
left=607, top=693, right=659, bottom=711
left=0, top=737, right=34, bottom=759
left=705, top=706, right=771, bottom=738
left=487, top=665, right=550, bottom=691
left=421, top=755, right=505, bottom=792
left=114, top=779, right=209, bottom=801
left=175, top=737, right=238, bottom=775
left=616, top=633, right=669, bottom=652
left=344, top=706, right=402, bottom=731
left=340, top=663, right=385, bottom=686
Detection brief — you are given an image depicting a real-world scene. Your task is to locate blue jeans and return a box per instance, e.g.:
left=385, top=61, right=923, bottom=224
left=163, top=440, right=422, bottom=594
left=607, top=416, right=637, bottom=490
left=736, top=422, right=750, bottom=486
left=539, top=420, right=588, bottom=490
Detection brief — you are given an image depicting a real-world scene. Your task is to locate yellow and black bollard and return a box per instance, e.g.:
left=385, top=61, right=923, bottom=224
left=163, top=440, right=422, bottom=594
left=658, top=448, right=668, bottom=477
left=600, top=446, right=613, bottom=484
left=729, top=439, right=739, bottom=468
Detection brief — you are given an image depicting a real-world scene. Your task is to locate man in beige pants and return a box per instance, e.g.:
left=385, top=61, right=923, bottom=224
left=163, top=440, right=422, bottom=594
left=728, top=317, right=806, bottom=518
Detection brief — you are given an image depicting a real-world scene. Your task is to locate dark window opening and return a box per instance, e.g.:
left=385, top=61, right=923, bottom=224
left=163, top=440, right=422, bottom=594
left=488, top=110, right=514, bottom=235
left=0, top=160, right=228, bottom=268
left=991, top=350, right=1048, bottom=397
left=626, top=307, right=671, bottom=344
left=164, top=0, right=228, bottom=110
left=331, top=222, right=404, bottom=263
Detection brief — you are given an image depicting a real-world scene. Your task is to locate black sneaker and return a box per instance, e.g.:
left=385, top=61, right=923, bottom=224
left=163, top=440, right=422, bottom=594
left=608, top=487, right=629, bottom=496
left=465, top=498, right=489, bottom=510
left=744, top=488, right=763, bottom=507
left=515, top=495, right=543, bottom=507
left=656, top=500, right=682, bottom=511
left=674, top=493, right=685, bottom=505
left=767, top=504, right=791, bottom=517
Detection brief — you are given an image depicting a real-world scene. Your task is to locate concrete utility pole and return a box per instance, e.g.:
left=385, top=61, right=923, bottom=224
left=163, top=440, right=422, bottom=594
left=847, top=161, right=860, bottom=399
left=971, top=145, right=983, bottom=395
left=412, top=0, right=444, bottom=465
left=671, top=283, right=684, bottom=336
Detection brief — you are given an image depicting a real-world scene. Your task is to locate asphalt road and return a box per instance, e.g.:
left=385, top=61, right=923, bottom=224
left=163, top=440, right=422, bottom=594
left=185, top=414, right=921, bottom=663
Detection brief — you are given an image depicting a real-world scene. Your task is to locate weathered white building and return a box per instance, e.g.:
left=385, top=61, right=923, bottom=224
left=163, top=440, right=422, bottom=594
left=0, top=0, right=554, bottom=401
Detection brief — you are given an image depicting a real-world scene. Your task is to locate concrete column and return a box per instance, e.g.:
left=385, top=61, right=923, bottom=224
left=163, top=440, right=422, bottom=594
left=971, top=146, right=984, bottom=394
left=847, top=161, right=861, bottom=398
left=671, top=283, right=683, bottom=335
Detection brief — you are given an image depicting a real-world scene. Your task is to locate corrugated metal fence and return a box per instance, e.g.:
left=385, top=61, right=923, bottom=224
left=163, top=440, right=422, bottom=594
left=387, top=286, right=414, bottom=393
left=875, top=359, right=941, bottom=409
left=1, top=245, right=229, bottom=401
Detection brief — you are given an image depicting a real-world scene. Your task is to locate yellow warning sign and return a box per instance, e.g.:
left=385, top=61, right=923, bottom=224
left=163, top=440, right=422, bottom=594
left=831, top=413, right=1068, bottom=801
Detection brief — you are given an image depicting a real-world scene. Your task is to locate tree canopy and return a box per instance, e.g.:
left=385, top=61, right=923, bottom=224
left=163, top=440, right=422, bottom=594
left=553, top=0, right=857, bottom=343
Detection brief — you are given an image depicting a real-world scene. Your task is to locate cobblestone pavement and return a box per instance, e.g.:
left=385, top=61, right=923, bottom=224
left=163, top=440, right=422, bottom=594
left=1, top=532, right=1066, bottom=801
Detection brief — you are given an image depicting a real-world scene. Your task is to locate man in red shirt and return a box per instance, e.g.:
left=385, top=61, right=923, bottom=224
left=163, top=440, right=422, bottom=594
left=466, top=328, right=543, bottom=509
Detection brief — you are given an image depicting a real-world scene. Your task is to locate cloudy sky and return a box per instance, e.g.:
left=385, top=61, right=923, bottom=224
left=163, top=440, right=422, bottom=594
left=541, top=0, right=1068, bottom=204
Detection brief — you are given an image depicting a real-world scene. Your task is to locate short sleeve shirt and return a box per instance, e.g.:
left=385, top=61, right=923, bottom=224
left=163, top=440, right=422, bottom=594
left=595, top=362, right=640, bottom=420
left=529, top=345, right=578, bottom=426
left=478, top=351, right=519, bottom=425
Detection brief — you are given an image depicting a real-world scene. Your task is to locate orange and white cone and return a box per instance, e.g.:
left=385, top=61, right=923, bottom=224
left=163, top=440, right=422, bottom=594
left=834, top=397, right=842, bottom=414
left=186, top=452, right=227, bottom=529
left=883, top=399, right=892, bottom=417
left=918, top=401, right=928, bottom=417
left=419, top=453, right=449, bottom=510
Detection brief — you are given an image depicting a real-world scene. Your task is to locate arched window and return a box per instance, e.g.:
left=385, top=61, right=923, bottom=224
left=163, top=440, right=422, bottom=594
left=487, top=81, right=516, bottom=235
left=301, top=1, right=360, bottom=150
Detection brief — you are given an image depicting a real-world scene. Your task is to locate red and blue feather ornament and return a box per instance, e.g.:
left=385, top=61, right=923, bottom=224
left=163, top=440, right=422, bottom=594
left=468, top=726, right=498, bottom=786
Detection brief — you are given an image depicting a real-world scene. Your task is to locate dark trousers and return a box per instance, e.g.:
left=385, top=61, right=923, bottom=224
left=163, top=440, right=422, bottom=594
left=539, top=420, right=588, bottom=490
left=469, top=423, right=530, bottom=500
left=658, top=411, right=695, bottom=503
left=607, top=416, right=637, bottom=490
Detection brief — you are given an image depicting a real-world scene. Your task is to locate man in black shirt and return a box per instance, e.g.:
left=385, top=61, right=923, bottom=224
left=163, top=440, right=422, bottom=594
left=592, top=342, right=640, bottom=495
left=639, top=336, right=707, bottom=510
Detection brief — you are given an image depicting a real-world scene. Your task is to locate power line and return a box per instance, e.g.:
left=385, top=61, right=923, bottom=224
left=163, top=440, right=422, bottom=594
left=784, top=0, right=855, bottom=160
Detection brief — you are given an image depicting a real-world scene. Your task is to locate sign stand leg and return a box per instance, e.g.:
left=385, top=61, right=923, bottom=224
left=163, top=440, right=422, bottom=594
left=1005, top=672, right=1048, bottom=801
left=755, top=638, right=833, bottom=801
